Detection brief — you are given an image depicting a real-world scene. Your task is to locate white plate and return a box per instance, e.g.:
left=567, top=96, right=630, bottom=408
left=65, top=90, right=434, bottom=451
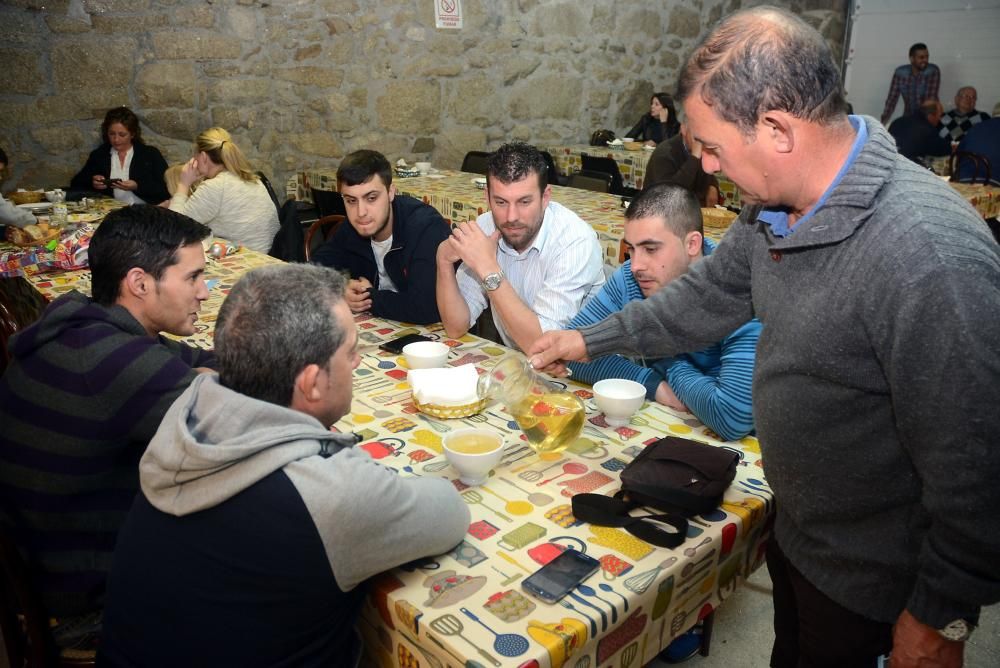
left=642, top=145, right=655, bottom=151
left=17, top=202, right=53, bottom=212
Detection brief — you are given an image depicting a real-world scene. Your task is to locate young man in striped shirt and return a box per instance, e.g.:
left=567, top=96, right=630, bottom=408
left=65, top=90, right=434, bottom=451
left=565, top=184, right=759, bottom=442
left=0, top=205, right=215, bottom=649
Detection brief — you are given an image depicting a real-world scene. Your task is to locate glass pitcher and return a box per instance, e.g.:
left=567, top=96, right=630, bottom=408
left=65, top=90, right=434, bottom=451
left=477, top=356, right=585, bottom=454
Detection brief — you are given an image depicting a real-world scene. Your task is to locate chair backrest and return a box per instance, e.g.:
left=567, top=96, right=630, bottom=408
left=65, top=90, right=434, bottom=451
left=539, top=150, right=560, bottom=187
left=311, top=188, right=348, bottom=218
left=461, top=151, right=491, bottom=175
left=568, top=170, right=613, bottom=193
left=581, top=154, right=626, bottom=196
left=304, top=215, right=346, bottom=262
left=0, top=525, right=54, bottom=668
left=268, top=198, right=308, bottom=262
left=950, top=151, right=993, bottom=185
left=256, top=171, right=282, bottom=219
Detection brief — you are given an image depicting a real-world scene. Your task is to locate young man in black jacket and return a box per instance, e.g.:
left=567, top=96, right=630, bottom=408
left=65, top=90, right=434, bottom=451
left=312, top=150, right=449, bottom=324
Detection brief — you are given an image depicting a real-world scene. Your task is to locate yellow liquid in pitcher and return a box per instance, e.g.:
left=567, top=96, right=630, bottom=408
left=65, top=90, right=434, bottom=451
left=512, top=392, right=585, bottom=454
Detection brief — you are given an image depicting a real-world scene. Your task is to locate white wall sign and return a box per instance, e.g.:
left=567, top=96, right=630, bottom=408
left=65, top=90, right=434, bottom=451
left=435, top=0, right=463, bottom=29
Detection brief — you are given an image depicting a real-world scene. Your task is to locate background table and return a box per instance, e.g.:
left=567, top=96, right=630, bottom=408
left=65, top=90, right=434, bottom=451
left=342, top=317, right=773, bottom=668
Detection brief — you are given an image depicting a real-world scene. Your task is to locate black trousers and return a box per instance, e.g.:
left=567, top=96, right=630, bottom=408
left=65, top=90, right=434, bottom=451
left=767, top=539, right=893, bottom=668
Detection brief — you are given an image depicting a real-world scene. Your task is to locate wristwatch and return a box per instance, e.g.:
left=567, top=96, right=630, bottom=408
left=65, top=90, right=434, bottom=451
left=481, top=270, right=504, bottom=291
left=937, top=619, right=974, bottom=642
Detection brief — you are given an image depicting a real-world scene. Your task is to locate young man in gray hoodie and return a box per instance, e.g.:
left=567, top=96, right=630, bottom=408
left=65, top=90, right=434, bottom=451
left=530, top=7, right=999, bottom=668
left=98, top=264, right=469, bottom=666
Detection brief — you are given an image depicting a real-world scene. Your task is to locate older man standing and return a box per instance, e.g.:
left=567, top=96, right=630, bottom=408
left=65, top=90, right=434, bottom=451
left=881, top=42, right=940, bottom=125
left=530, top=7, right=999, bottom=668
left=436, top=141, right=605, bottom=352
left=938, top=86, right=992, bottom=142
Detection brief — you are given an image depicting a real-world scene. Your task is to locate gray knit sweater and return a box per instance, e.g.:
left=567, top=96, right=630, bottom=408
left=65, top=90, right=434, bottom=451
left=580, top=116, right=1000, bottom=628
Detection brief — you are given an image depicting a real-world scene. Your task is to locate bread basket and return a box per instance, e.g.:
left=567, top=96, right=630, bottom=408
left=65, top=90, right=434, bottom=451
left=9, top=190, right=44, bottom=205
left=623, top=141, right=643, bottom=151
left=414, top=397, right=489, bottom=419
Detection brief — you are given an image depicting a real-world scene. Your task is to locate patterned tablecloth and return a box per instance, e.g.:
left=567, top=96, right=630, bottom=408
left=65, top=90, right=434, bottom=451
left=343, top=317, right=772, bottom=668
left=14, top=246, right=282, bottom=350
left=949, top=182, right=998, bottom=219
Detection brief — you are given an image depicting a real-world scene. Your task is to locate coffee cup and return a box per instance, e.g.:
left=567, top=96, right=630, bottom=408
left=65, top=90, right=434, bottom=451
left=442, top=428, right=504, bottom=486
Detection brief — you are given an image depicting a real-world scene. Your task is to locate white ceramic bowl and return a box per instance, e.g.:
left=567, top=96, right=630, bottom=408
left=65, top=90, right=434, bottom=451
left=415, top=161, right=432, bottom=174
left=473, top=177, right=487, bottom=189
left=593, top=378, right=646, bottom=427
left=403, top=341, right=450, bottom=369
left=44, top=190, right=65, bottom=203
left=443, top=428, right=505, bottom=485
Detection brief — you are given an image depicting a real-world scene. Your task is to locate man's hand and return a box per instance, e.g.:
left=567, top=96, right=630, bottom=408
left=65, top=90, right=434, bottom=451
left=890, top=609, right=963, bottom=668
left=527, top=330, right=588, bottom=376
left=436, top=236, right=462, bottom=266
left=655, top=381, right=688, bottom=412
left=447, top=221, right=501, bottom=280
left=345, top=277, right=372, bottom=314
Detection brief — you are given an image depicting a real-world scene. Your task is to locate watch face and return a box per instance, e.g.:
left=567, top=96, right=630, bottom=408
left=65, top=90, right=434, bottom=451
left=483, top=272, right=503, bottom=291
left=939, top=619, right=971, bottom=641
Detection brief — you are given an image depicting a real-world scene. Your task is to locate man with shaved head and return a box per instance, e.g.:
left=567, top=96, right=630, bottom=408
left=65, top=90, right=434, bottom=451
left=530, top=6, right=1000, bottom=667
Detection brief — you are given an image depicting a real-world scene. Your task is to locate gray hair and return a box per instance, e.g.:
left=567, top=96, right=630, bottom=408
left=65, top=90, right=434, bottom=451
left=625, top=184, right=703, bottom=237
left=215, top=264, right=348, bottom=407
left=677, top=5, right=846, bottom=137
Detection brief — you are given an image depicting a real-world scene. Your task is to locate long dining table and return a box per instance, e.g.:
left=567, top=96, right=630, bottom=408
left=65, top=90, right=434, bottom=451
left=2, top=222, right=773, bottom=667
left=339, top=317, right=773, bottom=668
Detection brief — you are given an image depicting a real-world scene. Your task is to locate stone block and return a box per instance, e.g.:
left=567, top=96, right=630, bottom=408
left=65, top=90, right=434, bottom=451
left=376, top=81, right=441, bottom=134
left=174, top=5, right=216, bottom=29
left=143, top=109, right=202, bottom=141
left=295, top=44, right=322, bottom=61
left=211, top=107, right=243, bottom=131
left=667, top=6, right=702, bottom=39
left=618, top=8, right=661, bottom=39
left=84, top=0, right=151, bottom=11
left=433, top=128, right=488, bottom=171
left=502, top=56, right=541, bottom=86
left=274, top=66, right=345, bottom=88
left=30, top=125, right=87, bottom=153
left=0, top=49, right=42, bottom=95
left=52, top=37, right=136, bottom=91
left=508, top=74, right=582, bottom=121
left=411, top=137, right=435, bottom=153
left=534, top=2, right=587, bottom=38
left=226, top=6, right=258, bottom=41
left=92, top=13, right=168, bottom=33
left=0, top=9, right=42, bottom=46
left=151, top=30, right=241, bottom=59
left=290, top=132, right=343, bottom=158
left=208, top=78, right=270, bottom=104
left=402, top=55, right=464, bottom=78
left=136, top=62, right=197, bottom=108
left=46, top=15, right=95, bottom=34
left=443, top=75, right=497, bottom=126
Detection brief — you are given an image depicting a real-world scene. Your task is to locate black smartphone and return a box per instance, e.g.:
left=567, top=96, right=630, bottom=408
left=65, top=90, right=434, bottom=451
left=521, top=549, right=601, bottom=603
left=379, top=333, right=433, bottom=354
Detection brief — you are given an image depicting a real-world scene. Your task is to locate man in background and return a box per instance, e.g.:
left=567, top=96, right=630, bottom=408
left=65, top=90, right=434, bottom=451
left=566, top=184, right=758, bottom=442
left=98, top=264, right=469, bottom=665
left=0, top=205, right=215, bottom=648
left=436, top=141, right=605, bottom=352
left=889, top=98, right=951, bottom=164
left=644, top=122, right=720, bottom=207
left=938, top=86, right=991, bottom=142
left=881, top=42, right=940, bottom=125
left=312, top=149, right=450, bottom=324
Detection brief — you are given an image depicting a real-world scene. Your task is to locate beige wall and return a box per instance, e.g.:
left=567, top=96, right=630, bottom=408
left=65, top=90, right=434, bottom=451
left=0, top=0, right=846, bottom=196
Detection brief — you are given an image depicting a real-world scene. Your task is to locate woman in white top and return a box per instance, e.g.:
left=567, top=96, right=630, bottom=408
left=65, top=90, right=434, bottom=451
left=168, top=127, right=279, bottom=253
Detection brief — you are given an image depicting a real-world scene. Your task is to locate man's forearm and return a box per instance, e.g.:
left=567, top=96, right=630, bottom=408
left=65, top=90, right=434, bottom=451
left=488, top=283, right=542, bottom=352
left=436, top=261, right=472, bottom=338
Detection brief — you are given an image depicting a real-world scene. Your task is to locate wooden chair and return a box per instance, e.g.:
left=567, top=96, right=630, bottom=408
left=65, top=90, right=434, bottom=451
left=567, top=170, right=613, bottom=193
left=0, top=528, right=96, bottom=667
left=950, top=151, right=993, bottom=185
left=460, top=151, right=491, bottom=175
left=304, top=215, right=346, bottom=262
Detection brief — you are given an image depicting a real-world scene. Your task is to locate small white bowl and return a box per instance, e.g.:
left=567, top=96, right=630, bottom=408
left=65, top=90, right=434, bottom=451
left=473, top=177, right=487, bottom=190
left=593, top=378, right=646, bottom=427
left=403, top=341, right=450, bottom=369
left=443, top=428, right=505, bottom=485
left=415, top=161, right=432, bottom=174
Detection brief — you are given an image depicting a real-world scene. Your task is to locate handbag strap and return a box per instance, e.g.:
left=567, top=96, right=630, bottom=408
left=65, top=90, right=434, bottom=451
left=571, top=493, right=687, bottom=549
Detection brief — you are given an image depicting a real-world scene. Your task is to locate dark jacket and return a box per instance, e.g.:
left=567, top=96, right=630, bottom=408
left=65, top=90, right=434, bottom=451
left=311, top=195, right=449, bottom=324
left=888, top=114, right=951, bottom=165
left=625, top=114, right=679, bottom=144
left=644, top=133, right=719, bottom=205
left=70, top=142, right=170, bottom=204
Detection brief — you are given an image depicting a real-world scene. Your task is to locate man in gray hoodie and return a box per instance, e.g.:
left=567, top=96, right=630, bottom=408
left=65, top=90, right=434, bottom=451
left=530, top=7, right=999, bottom=668
left=98, top=264, right=469, bottom=666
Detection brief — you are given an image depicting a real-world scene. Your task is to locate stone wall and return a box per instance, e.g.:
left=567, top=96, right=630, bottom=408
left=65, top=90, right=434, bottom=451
left=0, top=0, right=847, bottom=196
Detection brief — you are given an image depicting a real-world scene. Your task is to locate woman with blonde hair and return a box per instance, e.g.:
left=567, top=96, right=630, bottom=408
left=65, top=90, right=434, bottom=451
left=168, top=127, right=279, bottom=253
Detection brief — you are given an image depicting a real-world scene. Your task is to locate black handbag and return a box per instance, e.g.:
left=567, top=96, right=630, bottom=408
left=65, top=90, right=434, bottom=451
left=571, top=437, right=739, bottom=549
